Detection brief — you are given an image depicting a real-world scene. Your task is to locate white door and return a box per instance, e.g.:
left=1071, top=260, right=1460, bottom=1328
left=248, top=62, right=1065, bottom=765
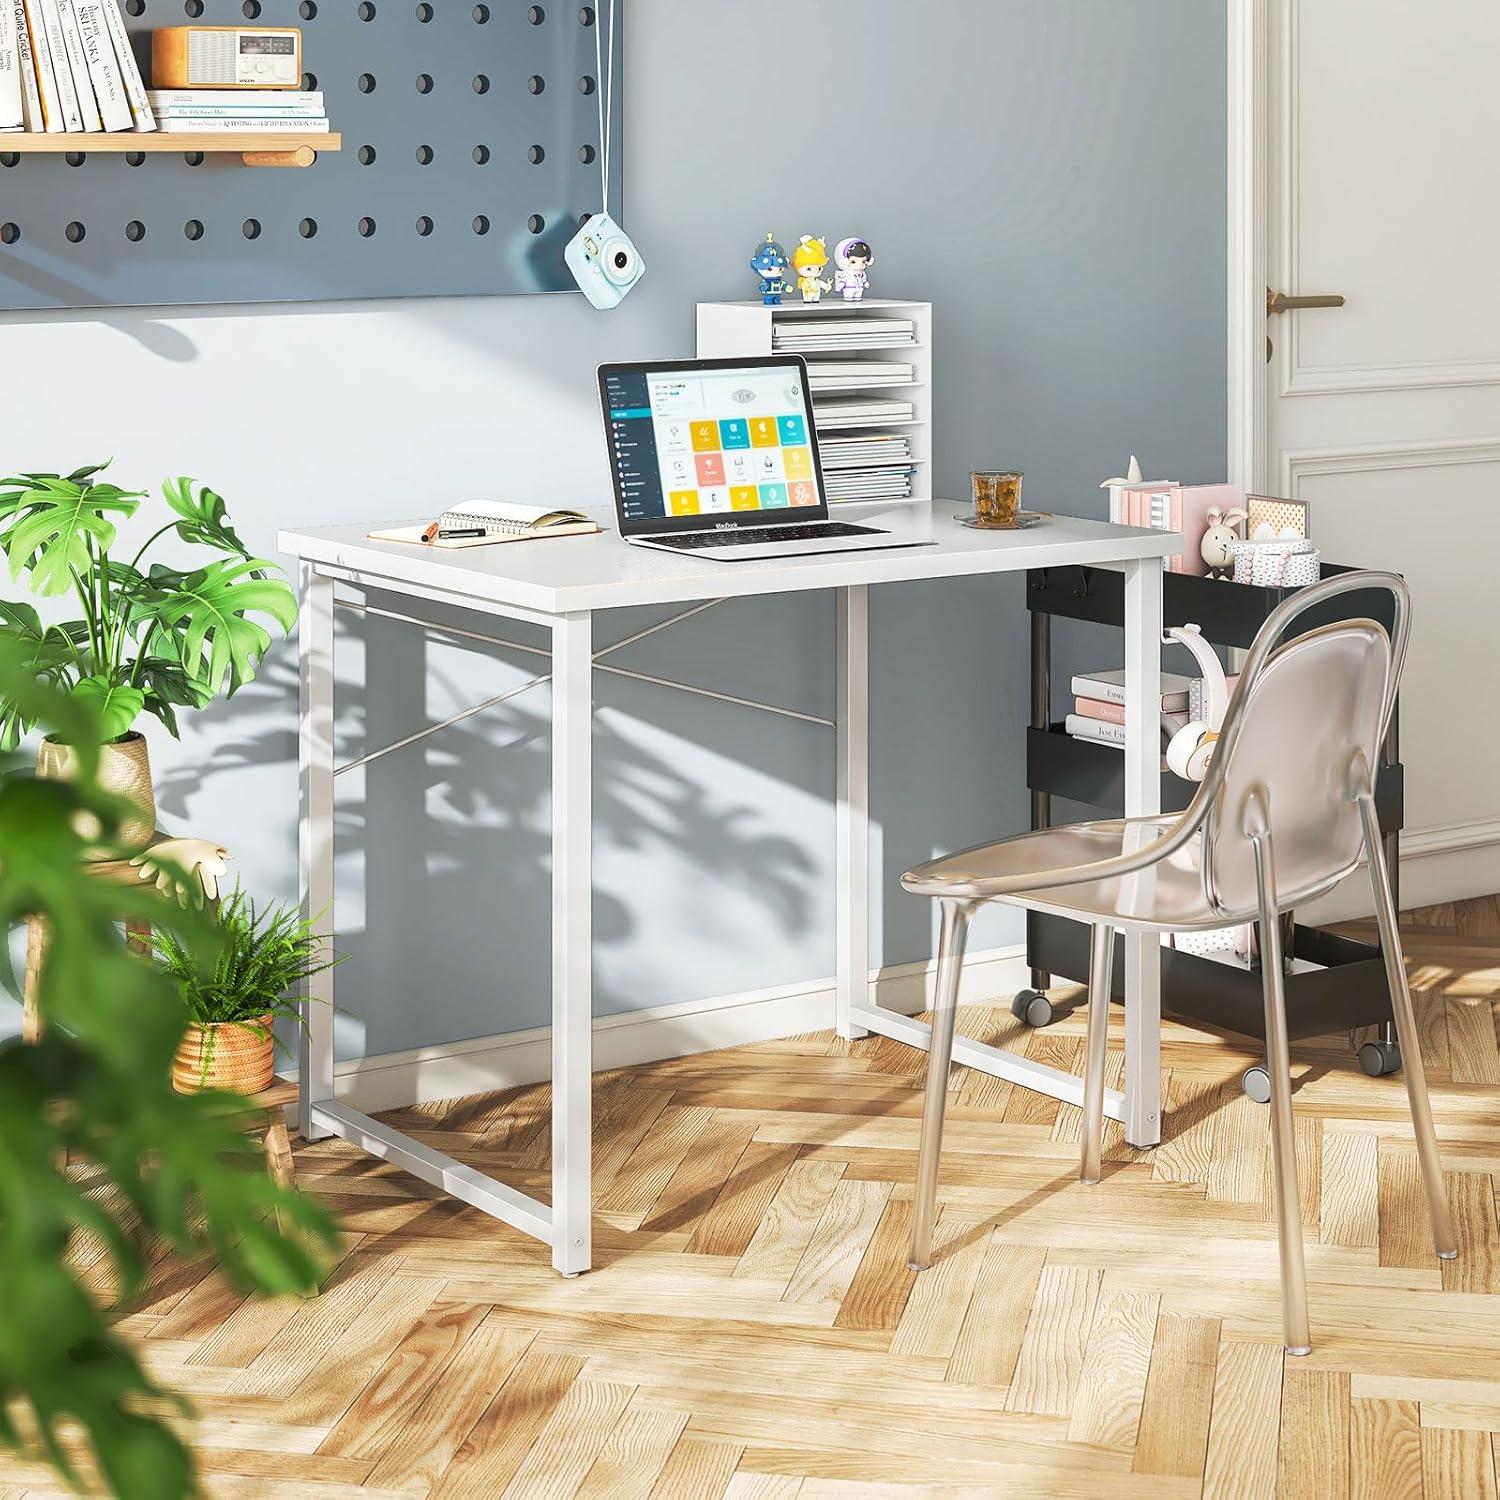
left=1261, top=0, right=1500, bottom=907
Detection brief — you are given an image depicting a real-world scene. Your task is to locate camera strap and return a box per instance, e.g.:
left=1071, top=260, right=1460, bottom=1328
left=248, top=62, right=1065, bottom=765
left=593, top=0, right=616, bottom=216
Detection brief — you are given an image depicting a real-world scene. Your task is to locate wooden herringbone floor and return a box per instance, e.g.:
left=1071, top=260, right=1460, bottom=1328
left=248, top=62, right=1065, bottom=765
left=6, top=897, right=1500, bottom=1498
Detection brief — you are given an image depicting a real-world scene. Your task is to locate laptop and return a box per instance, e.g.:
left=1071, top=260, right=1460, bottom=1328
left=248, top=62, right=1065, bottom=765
left=597, top=356, right=930, bottom=560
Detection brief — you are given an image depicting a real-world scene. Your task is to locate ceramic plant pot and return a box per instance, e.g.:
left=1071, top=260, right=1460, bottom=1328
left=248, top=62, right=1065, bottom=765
left=36, top=731, right=156, bottom=857
left=173, top=1016, right=276, bottom=1094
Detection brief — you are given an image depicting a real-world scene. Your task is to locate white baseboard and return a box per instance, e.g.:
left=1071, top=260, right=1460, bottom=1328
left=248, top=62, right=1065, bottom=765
left=1300, top=817, right=1500, bottom=925
left=321, top=944, right=1032, bottom=1114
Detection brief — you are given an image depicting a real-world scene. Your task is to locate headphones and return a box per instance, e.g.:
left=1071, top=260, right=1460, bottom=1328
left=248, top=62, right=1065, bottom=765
left=1164, top=624, right=1231, bottom=782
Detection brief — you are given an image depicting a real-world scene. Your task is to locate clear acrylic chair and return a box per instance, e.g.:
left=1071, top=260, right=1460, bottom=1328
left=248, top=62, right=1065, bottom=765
left=901, top=571, right=1455, bottom=1354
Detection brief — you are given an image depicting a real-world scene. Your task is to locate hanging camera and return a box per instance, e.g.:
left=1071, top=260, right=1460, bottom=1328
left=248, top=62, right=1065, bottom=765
left=563, top=0, right=644, bottom=309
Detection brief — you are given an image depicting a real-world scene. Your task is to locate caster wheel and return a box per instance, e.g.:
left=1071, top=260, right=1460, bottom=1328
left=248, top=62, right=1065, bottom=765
left=1357, top=1039, right=1402, bottom=1077
left=1010, top=989, right=1055, bottom=1028
left=1241, top=1064, right=1272, bottom=1104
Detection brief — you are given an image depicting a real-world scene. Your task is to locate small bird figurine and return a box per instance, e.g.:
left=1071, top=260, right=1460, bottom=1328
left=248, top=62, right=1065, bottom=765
left=1100, top=454, right=1144, bottom=492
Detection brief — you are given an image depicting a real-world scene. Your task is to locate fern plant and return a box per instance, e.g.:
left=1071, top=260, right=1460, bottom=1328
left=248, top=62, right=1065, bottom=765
left=155, top=885, right=341, bottom=1083
left=0, top=463, right=296, bottom=747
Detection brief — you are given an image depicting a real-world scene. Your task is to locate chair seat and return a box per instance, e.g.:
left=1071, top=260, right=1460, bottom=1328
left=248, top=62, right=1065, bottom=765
left=902, top=816, right=1333, bottom=932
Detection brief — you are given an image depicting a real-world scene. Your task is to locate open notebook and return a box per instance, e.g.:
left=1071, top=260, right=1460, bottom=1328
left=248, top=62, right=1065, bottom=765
left=370, top=501, right=602, bottom=549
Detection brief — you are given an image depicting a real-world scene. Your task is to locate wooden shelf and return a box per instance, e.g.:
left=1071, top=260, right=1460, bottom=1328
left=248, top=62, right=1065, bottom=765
left=0, top=132, right=340, bottom=168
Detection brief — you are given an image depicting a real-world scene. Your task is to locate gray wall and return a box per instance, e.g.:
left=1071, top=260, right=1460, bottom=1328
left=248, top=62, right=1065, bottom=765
left=0, top=1, right=1226, bottom=1060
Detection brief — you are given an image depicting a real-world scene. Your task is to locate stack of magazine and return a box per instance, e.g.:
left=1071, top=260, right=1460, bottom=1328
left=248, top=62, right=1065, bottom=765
left=772, top=316, right=917, bottom=353
left=811, top=396, right=916, bottom=428
left=148, top=88, right=328, bottom=134
left=818, top=431, right=915, bottom=504
left=0, top=0, right=153, bottom=132
left=804, top=360, right=914, bottom=394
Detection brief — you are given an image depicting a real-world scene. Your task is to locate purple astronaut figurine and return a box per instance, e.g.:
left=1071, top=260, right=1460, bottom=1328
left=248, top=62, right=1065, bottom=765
left=833, top=237, right=873, bottom=301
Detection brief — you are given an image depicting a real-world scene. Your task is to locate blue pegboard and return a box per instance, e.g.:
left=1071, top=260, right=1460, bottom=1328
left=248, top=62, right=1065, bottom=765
left=0, top=0, right=623, bottom=308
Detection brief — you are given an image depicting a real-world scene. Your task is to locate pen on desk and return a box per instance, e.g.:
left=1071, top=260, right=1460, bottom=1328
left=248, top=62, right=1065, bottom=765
left=420, top=520, right=441, bottom=543
left=438, top=527, right=487, bottom=539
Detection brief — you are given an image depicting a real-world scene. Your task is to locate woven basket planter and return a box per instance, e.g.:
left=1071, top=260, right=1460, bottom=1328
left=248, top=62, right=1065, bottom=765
left=36, top=731, right=156, bottom=858
left=173, top=1016, right=276, bottom=1095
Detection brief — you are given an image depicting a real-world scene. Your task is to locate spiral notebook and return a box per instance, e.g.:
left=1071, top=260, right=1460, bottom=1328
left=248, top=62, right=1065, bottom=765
left=370, top=501, right=602, bottom=549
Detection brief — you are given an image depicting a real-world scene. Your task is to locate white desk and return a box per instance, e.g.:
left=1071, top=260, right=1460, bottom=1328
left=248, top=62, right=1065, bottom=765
left=279, top=501, right=1177, bottom=1275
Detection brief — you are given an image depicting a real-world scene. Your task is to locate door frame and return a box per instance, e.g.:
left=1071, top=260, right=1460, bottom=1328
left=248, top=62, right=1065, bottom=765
left=1226, top=0, right=1268, bottom=496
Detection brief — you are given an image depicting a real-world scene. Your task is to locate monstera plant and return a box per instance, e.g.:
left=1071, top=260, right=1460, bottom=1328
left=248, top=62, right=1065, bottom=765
left=0, top=647, right=338, bottom=1497
left=0, top=464, right=296, bottom=850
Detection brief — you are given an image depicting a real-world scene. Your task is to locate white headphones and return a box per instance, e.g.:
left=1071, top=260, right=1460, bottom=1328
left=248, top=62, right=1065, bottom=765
left=1164, top=624, right=1231, bottom=782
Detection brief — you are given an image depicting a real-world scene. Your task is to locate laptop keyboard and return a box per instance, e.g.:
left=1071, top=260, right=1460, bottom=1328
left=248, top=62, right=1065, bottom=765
left=648, top=521, right=885, bottom=550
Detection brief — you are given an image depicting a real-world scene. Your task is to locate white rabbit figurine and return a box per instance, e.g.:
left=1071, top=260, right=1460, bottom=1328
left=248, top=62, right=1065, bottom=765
left=1200, top=505, right=1248, bottom=580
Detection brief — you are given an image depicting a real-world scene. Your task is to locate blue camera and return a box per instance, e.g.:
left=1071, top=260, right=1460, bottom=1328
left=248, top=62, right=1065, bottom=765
left=564, top=212, right=646, bottom=310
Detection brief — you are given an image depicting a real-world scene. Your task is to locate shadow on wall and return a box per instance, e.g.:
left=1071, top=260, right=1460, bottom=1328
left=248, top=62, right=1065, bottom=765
left=153, top=596, right=819, bottom=1058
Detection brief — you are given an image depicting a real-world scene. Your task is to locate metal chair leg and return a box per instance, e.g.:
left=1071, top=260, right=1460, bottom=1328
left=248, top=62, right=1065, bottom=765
left=1081, top=923, right=1114, bottom=1184
left=1251, top=827, right=1312, bottom=1355
left=1358, top=794, right=1457, bottom=1260
left=908, top=899, right=972, bottom=1271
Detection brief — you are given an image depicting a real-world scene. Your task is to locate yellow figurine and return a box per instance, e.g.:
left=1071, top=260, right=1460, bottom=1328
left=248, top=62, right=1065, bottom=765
left=791, top=235, right=832, bottom=303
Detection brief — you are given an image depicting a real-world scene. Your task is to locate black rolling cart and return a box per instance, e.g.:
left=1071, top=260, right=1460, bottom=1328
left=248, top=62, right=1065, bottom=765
left=1016, top=562, right=1405, bottom=1100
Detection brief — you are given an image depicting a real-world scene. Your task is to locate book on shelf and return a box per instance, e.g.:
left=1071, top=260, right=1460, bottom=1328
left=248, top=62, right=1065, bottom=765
left=13, top=2, right=41, bottom=129
left=154, top=114, right=330, bottom=133
left=1065, top=710, right=1189, bottom=749
left=25, top=0, right=63, bottom=129
left=1070, top=668, right=1193, bottom=712
left=0, top=3, right=23, bottom=130
left=95, top=0, right=151, bottom=130
left=36, top=0, right=82, bottom=129
left=57, top=0, right=102, bottom=130
left=147, top=88, right=323, bottom=112
left=3, top=0, right=151, bottom=132
left=74, top=0, right=129, bottom=131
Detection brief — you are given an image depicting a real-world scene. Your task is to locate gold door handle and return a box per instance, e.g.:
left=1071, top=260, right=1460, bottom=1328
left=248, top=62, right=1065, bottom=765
left=1267, top=288, right=1346, bottom=316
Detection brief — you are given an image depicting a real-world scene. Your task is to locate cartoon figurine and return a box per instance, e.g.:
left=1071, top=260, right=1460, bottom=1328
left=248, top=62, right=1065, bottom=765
left=833, top=236, right=873, bottom=301
left=750, top=232, right=791, bottom=306
left=791, top=235, right=832, bottom=303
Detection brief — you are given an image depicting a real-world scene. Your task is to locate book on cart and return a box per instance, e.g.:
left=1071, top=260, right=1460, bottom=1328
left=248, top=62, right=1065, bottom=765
left=1069, top=668, right=1193, bottom=712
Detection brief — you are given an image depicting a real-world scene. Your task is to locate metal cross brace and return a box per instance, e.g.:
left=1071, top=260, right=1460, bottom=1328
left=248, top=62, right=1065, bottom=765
left=331, top=595, right=833, bottom=779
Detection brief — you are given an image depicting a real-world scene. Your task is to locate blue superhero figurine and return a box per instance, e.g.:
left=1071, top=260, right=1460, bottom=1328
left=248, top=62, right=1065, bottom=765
left=750, top=232, right=791, bottom=306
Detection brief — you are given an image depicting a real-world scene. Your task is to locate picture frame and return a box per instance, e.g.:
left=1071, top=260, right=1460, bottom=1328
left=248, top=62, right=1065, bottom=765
left=1245, top=493, right=1311, bottom=540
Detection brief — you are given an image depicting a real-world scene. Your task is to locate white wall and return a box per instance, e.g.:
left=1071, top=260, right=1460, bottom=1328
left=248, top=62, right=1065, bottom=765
left=0, top=2, right=1229, bottom=1065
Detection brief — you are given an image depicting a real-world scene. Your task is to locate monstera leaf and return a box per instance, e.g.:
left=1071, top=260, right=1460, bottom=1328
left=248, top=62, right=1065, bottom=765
left=135, top=656, right=212, bottom=739
left=70, top=676, right=147, bottom=742
left=0, top=603, right=78, bottom=749
left=0, top=472, right=143, bottom=597
left=137, top=558, right=297, bottom=697
left=160, top=476, right=250, bottom=559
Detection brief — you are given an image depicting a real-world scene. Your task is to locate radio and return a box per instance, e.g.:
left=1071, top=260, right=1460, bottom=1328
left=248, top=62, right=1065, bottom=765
left=152, top=27, right=302, bottom=89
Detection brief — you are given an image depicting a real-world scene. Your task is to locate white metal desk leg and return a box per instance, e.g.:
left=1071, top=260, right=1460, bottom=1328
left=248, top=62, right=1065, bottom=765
left=1122, top=556, right=1164, bottom=1148
left=551, top=611, right=593, bottom=1276
left=835, top=585, right=870, bottom=1040
left=298, top=563, right=336, bottom=1142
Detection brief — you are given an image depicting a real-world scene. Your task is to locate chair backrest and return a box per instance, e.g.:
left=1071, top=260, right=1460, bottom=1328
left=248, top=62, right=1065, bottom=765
left=1186, top=572, right=1409, bottom=918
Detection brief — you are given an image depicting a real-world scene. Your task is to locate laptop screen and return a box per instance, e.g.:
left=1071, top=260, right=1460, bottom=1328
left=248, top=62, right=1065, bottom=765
left=598, top=357, right=829, bottom=536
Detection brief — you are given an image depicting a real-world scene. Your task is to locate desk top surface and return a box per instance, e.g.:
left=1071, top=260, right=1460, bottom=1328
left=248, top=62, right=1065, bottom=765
left=280, top=501, right=1179, bottom=615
